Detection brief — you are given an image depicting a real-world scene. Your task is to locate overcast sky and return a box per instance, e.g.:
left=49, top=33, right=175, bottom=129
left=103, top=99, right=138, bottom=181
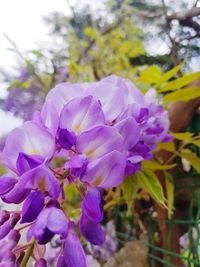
left=0, top=0, right=104, bottom=137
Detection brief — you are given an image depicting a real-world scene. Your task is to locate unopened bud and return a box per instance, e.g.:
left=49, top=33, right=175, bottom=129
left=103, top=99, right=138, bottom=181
left=0, top=212, right=20, bottom=240
left=0, top=210, right=10, bottom=226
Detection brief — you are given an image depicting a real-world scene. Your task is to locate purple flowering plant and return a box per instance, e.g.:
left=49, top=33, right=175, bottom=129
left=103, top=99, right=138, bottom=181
left=0, top=75, right=171, bottom=266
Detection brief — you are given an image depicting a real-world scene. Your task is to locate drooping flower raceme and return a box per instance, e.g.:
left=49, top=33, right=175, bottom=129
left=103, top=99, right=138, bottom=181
left=0, top=75, right=171, bottom=266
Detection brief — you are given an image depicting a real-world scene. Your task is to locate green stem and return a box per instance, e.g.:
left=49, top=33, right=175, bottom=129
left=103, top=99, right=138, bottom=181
left=20, top=239, right=35, bottom=267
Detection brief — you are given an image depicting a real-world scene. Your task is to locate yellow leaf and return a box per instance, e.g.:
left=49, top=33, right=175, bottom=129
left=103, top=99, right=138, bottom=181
left=171, top=132, right=193, bottom=141
left=180, top=149, right=200, bottom=173
left=157, top=62, right=184, bottom=87
left=136, top=66, right=162, bottom=85
left=192, top=140, right=200, bottom=147
left=122, top=175, right=138, bottom=215
left=163, top=87, right=200, bottom=103
left=161, top=72, right=200, bottom=92
left=142, top=160, right=176, bottom=170
left=136, top=170, right=166, bottom=207
left=84, top=27, right=97, bottom=38
left=157, top=141, right=175, bottom=152
left=164, top=172, right=174, bottom=218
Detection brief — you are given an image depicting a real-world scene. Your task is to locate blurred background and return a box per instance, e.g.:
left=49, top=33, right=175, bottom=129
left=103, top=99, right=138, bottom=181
left=1, top=1, right=200, bottom=266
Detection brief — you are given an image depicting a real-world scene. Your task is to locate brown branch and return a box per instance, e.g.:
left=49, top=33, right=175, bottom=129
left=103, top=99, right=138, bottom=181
left=167, top=6, right=200, bottom=36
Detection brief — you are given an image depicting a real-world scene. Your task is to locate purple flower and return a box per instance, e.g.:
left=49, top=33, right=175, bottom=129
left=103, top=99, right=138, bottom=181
left=3, top=121, right=55, bottom=174
left=21, top=191, right=45, bottom=223
left=80, top=188, right=105, bottom=245
left=62, top=223, right=86, bottom=267
left=27, top=207, right=68, bottom=244
left=0, top=74, right=172, bottom=265
left=59, top=95, right=105, bottom=135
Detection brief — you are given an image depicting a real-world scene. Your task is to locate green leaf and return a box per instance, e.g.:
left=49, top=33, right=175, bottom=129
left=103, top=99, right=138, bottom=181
left=164, top=172, right=174, bottom=218
left=161, top=72, right=200, bottom=92
left=171, top=132, right=193, bottom=141
left=180, top=149, right=200, bottom=173
left=142, top=160, right=176, bottom=170
left=163, top=87, right=200, bottom=103
left=157, top=141, right=175, bottom=152
left=136, top=169, right=166, bottom=207
left=156, top=62, right=184, bottom=87
left=122, top=175, right=138, bottom=215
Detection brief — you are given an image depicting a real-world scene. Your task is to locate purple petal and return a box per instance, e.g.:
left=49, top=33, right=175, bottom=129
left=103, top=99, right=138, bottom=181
left=60, top=95, right=105, bottom=135
left=28, top=207, right=68, bottom=244
left=57, top=255, right=67, bottom=267
left=80, top=214, right=105, bottom=245
left=77, top=125, right=123, bottom=160
left=35, top=259, right=47, bottom=267
left=81, top=151, right=126, bottom=188
left=22, top=165, right=60, bottom=200
left=67, top=154, right=88, bottom=177
left=16, top=153, right=43, bottom=175
left=0, top=175, right=17, bottom=195
left=46, top=207, right=68, bottom=238
left=2, top=179, right=30, bottom=204
left=21, top=191, right=45, bottom=223
left=101, top=75, right=144, bottom=107
left=3, top=121, right=55, bottom=174
left=57, top=128, right=77, bottom=150
left=44, top=83, right=85, bottom=115
left=115, top=117, right=140, bottom=150
left=64, top=226, right=86, bottom=267
left=86, top=80, right=127, bottom=122
left=41, top=100, right=59, bottom=136
left=82, top=188, right=103, bottom=222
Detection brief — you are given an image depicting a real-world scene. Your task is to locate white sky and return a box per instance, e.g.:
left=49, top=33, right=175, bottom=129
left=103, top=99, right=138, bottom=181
left=0, top=0, right=103, bottom=137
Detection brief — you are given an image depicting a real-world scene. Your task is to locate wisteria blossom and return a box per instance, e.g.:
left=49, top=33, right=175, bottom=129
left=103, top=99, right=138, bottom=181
left=0, top=75, right=171, bottom=266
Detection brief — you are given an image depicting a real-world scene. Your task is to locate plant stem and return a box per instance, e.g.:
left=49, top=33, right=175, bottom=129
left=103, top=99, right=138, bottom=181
left=20, top=239, right=35, bottom=267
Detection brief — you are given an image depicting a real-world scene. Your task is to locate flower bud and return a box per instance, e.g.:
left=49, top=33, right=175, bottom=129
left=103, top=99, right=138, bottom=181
left=0, top=210, right=10, bottom=226
left=0, top=212, right=20, bottom=239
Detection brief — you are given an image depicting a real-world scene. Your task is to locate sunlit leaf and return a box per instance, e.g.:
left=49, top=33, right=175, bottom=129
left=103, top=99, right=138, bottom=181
left=180, top=149, right=200, bottom=173
left=164, top=172, right=174, bottom=218
left=156, top=62, right=184, bottom=87
left=171, top=132, right=193, bottom=141
left=163, top=87, right=200, bottom=103
left=157, top=141, right=175, bottom=152
left=136, top=169, right=166, bottom=207
left=192, top=140, right=200, bottom=147
left=142, top=160, right=176, bottom=170
left=161, top=72, right=200, bottom=92
left=122, top=175, right=139, bottom=215
left=136, top=66, right=162, bottom=85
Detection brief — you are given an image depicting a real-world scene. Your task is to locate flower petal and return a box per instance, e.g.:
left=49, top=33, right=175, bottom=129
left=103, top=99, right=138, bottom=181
left=0, top=175, right=17, bottom=195
left=80, top=214, right=105, bottom=245
left=3, top=121, right=55, bottom=173
left=81, top=151, right=126, bottom=188
left=115, top=117, right=140, bottom=150
left=64, top=226, right=86, bottom=267
left=21, top=191, right=44, bottom=223
left=82, top=188, right=103, bottom=222
left=60, top=95, right=105, bottom=135
left=76, top=125, right=123, bottom=160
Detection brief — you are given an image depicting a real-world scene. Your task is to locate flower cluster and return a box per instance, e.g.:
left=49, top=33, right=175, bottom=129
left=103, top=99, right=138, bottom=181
left=0, top=75, right=171, bottom=266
